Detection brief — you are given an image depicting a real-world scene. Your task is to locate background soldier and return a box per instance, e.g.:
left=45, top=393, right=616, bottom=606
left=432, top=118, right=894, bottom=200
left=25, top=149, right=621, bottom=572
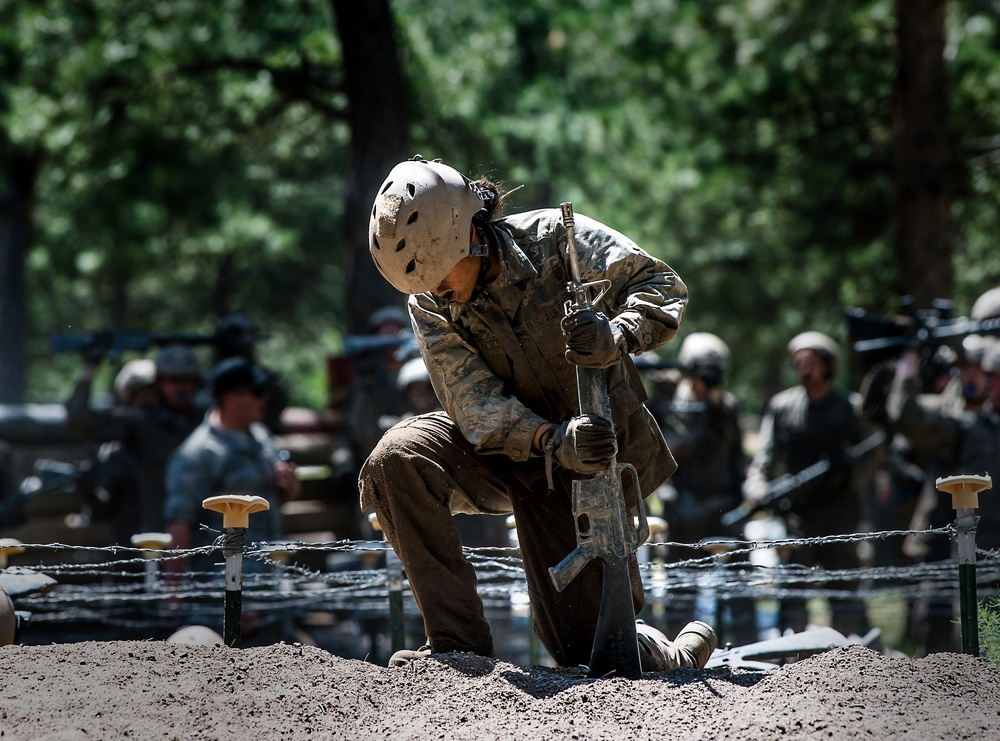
left=742, top=331, right=882, bottom=639
left=651, top=332, right=756, bottom=645
left=209, top=313, right=288, bottom=433
left=329, top=305, right=413, bottom=540
left=164, top=357, right=299, bottom=573
left=65, top=344, right=204, bottom=543
left=92, top=358, right=158, bottom=546
left=887, top=308, right=1000, bottom=654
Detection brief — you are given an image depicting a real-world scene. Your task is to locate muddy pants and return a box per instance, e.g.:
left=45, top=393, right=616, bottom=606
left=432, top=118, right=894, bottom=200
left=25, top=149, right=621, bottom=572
left=359, top=411, right=645, bottom=667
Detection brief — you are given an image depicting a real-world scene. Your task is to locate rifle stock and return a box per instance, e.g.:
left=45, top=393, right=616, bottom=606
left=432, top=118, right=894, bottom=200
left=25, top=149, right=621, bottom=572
left=547, top=202, right=650, bottom=679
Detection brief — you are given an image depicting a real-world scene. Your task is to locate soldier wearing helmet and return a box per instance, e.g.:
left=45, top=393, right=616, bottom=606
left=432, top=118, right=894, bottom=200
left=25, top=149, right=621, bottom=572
left=887, top=292, right=1000, bottom=654
left=65, top=343, right=205, bottom=543
left=360, top=156, right=716, bottom=672
left=742, top=330, right=882, bottom=640
left=328, top=305, right=415, bottom=540
left=164, top=356, right=298, bottom=580
left=649, top=332, right=756, bottom=646
left=207, top=313, right=288, bottom=433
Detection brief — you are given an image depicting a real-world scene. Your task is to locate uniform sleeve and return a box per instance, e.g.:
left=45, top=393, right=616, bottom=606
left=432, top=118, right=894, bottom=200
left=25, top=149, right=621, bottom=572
left=65, top=377, right=130, bottom=442
left=409, top=295, right=548, bottom=461
left=571, top=213, right=688, bottom=355
left=163, top=444, right=216, bottom=525
left=887, top=375, right=962, bottom=460
left=747, top=398, right=779, bottom=481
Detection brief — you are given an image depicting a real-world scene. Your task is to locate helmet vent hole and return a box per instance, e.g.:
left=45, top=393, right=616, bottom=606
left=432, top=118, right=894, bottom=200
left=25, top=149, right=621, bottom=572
left=372, top=236, right=380, bottom=251
left=407, top=211, right=419, bottom=225
left=405, top=259, right=416, bottom=274
left=380, top=181, right=393, bottom=195
left=395, top=239, right=406, bottom=253
left=407, top=183, right=416, bottom=197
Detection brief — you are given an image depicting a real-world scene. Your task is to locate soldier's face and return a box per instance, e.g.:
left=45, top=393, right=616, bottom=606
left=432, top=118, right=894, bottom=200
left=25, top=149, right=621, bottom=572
left=432, top=255, right=481, bottom=304
left=792, top=350, right=828, bottom=385
left=157, top=376, right=200, bottom=411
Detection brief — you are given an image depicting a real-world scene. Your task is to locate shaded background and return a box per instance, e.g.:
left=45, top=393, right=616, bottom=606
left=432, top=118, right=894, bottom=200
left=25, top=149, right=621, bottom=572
left=2, top=0, right=998, bottom=414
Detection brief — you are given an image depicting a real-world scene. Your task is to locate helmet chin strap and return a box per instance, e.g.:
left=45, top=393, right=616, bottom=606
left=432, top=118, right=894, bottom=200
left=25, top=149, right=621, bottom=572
left=471, top=226, right=493, bottom=284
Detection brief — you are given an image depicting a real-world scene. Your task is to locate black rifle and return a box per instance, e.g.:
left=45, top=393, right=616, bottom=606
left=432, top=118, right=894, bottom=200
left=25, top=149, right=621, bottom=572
left=49, top=329, right=221, bottom=359
left=340, top=331, right=419, bottom=362
left=847, top=296, right=1000, bottom=363
left=721, top=430, right=886, bottom=529
left=547, top=202, right=650, bottom=680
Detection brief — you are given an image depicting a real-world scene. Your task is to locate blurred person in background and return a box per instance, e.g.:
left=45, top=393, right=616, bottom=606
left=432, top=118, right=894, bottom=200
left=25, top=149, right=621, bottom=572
left=650, top=332, right=756, bottom=646
left=742, top=331, right=883, bottom=640
left=65, top=344, right=204, bottom=542
left=164, top=357, right=299, bottom=574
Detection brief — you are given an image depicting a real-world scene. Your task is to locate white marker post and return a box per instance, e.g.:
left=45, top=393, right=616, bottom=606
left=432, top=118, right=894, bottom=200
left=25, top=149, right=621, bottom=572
left=936, top=474, right=992, bottom=656
left=130, top=532, right=172, bottom=593
left=202, top=495, right=270, bottom=648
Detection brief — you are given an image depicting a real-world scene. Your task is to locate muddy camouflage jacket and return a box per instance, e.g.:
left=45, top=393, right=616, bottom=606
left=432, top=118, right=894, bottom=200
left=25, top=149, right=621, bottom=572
left=408, top=208, right=687, bottom=494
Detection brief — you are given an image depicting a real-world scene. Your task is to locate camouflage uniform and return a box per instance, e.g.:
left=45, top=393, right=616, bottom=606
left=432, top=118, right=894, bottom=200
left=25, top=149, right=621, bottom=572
left=360, top=209, right=686, bottom=666
left=65, top=378, right=203, bottom=538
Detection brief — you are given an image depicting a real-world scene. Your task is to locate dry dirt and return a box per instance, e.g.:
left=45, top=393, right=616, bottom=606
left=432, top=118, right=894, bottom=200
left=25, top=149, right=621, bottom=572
left=2, top=641, right=999, bottom=740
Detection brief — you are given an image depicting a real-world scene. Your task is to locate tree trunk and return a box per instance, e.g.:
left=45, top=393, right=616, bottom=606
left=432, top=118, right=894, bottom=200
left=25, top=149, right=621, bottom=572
left=331, top=0, right=411, bottom=333
left=893, top=0, right=952, bottom=308
left=0, top=147, right=39, bottom=404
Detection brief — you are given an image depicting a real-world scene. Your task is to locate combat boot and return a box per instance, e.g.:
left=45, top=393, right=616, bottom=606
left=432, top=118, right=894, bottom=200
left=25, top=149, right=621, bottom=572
left=672, top=621, right=718, bottom=669
left=635, top=620, right=718, bottom=671
left=388, top=644, right=432, bottom=667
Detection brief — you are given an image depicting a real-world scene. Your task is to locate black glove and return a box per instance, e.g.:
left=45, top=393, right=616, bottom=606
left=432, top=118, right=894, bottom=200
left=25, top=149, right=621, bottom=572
left=561, top=308, right=625, bottom=369
left=546, top=415, right=618, bottom=474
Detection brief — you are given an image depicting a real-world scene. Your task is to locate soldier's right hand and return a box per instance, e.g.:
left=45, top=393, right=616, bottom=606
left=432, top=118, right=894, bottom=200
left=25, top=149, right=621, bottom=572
left=549, top=415, right=617, bottom=474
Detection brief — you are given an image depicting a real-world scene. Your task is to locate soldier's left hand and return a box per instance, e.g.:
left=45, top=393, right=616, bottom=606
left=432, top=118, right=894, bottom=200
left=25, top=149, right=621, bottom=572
left=561, top=308, right=625, bottom=368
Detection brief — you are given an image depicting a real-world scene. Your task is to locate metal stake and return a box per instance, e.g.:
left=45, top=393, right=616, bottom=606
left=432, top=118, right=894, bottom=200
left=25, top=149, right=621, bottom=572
left=131, top=532, right=171, bottom=593
left=936, top=474, right=992, bottom=656
left=202, top=495, right=270, bottom=648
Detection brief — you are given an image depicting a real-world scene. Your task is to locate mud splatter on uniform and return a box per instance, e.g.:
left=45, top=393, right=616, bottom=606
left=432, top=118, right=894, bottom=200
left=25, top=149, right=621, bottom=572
left=360, top=209, right=686, bottom=666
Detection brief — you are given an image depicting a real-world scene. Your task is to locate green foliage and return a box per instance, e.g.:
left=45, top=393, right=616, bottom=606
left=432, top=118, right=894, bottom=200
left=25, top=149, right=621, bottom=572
left=979, top=597, right=1000, bottom=665
left=1, top=0, right=347, bottom=406
left=393, top=0, right=1000, bottom=411
left=3, top=0, right=1000, bottom=412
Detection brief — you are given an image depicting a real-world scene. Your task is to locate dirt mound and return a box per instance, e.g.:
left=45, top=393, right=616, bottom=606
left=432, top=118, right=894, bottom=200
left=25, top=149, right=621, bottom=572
left=1, top=641, right=998, bottom=739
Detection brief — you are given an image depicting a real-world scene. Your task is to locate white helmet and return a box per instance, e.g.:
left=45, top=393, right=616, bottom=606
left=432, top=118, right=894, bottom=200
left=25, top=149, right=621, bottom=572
left=397, top=357, right=431, bottom=390
left=678, top=332, right=730, bottom=372
left=369, top=155, right=486, bottom=294
left=971, top=286, right=1000, bottom=321
left=787, top=331, right=839, bottom=363
left=113, top=358, right=156, bottom=405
